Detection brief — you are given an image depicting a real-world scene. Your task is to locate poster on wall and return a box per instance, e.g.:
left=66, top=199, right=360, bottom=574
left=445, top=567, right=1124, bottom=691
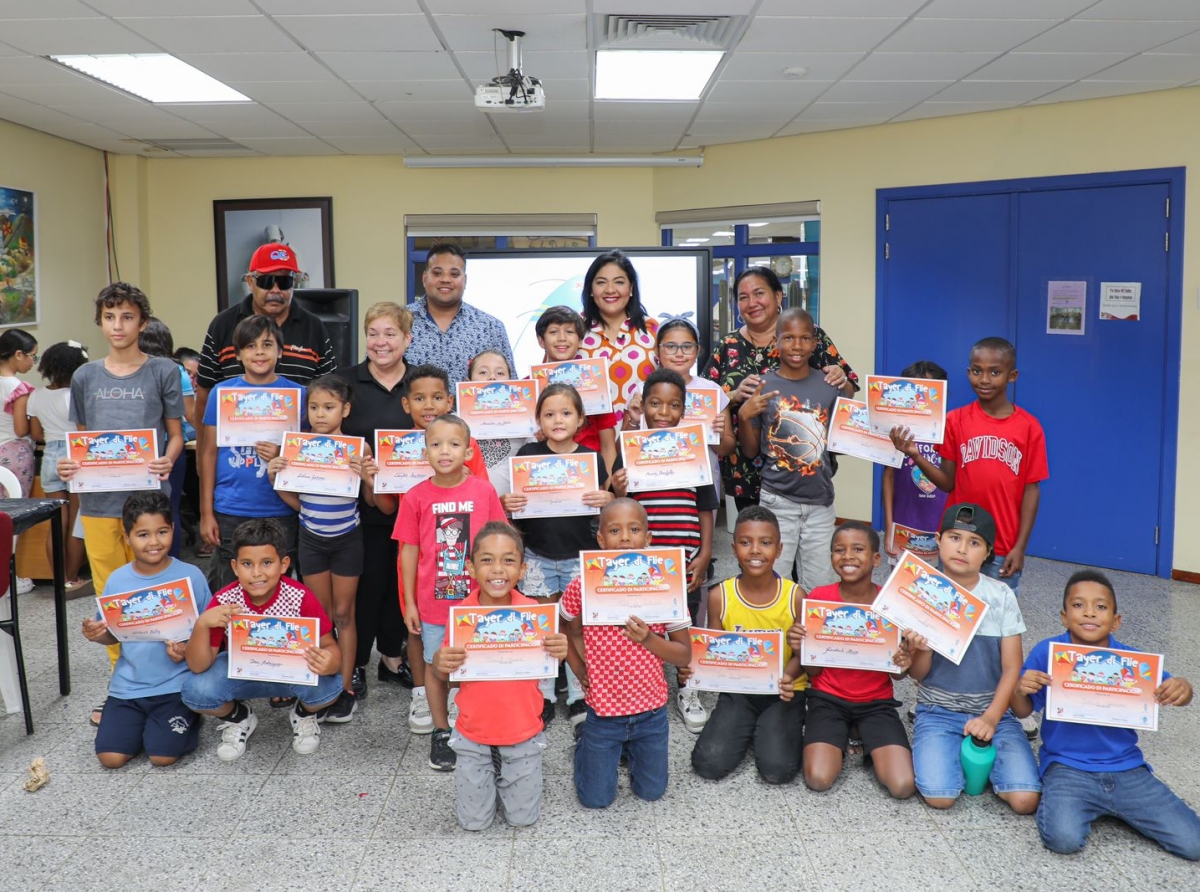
left=1046, top=280, right=1086, bottom=336
left=0, top=186, right=37, bottom=328
left=1099, top=282, right=1141, bottom=321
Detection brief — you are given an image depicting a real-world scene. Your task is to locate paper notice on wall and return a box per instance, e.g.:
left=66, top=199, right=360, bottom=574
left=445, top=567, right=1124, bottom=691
left=1046, top=280, right=1087, bottom=336
left=1099, top=282, right=1141, bottom=321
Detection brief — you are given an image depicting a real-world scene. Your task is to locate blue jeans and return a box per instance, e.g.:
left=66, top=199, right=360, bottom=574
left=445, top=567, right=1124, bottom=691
left=912, top=704, right=1041, bottom=799
left=574, top=705, right=669, bottom=808
left=980, top=557, right=1021, bottom=593
left=1038, top=762, right=1200, bottom=860
left=181, top=652, right=343, bottom=712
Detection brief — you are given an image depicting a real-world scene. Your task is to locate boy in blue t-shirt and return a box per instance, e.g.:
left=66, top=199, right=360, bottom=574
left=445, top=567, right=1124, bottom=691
left=1012, top=570, right=1200, bottom=860
left=82, top=492, right=212, bottom=768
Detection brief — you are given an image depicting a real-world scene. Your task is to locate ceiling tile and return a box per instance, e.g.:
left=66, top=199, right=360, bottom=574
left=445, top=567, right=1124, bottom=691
left=968, top=52, right=1131, bottom=80
left=375, top=101, right=487, bottom=122
left=595, top=122, right=688, bottom=138
left=693, top=102, right=804, bottom=124
left=891, top=101, right=1015, bottom=121
left=322, top=135, right=421, bottom=154
left=739, top=17, right=906, bottom=53
left=1027, top=80, right=1183, bottom=104
left=230, top=81, right=363, bottom=103
left=0, top=1, right=101, bottom=18
left=115, top=16, right=299, bottom=54
left=429, top=0, right=585, bottom=11
left=317, top=52, right=460, bottom=82
left=44, top=123, right=139, bottom=152
left=917, top=0, right=1093, bottom=18
left=387, top=117, right=497, bottom=137
left=938, top=80, right=1071, bottom=102
left=878, top=18, right=1057, bottom=53
left=87, top=0, right=260, bottom=14
left=820, top=80, right=951, bottom=103
left=1017, top=20, right=1200, bottom=54
left=593, top=102, right=698, bottom=121
left=757, top=0, right=925, bottom=14
left=178, top=105, right=310, bottom=138
left=301, top=119, right=407, bottom=138
left=533, top=79, right=589, bottom=100
left=499, top=136, right=593, bottom=150
left=705, top=80, right=832, bottom=104
left=180, top=52, right=336, bottom=82
left=274, top=15, right=440, bottom=53
left=455, top=51, right=588, bottom=81
left=0, top=80, right=140, bottom=107
left=801, top=101, right=909, bottom=120
left=257, top=0, right=422, bottom=11
left=0, top=55, right=109, bottom=84
left=1077, top=0, right=1200, bottom=20
left=845, top=52, right=1000, bottom=80
left=349, top=80, right=471, bottom=102
left=0, top=17, right=160, bottom=54
left=432, top=14, right=585, bottom=53
left=777, top=118, right=886, bottom=135
left=234, top=137, right=342, bottom=156
left=591, top=0, right=757, bottom=13
left=718, top=52, right=863, bottom=82
left=1090, top=53, right=1200, bottom=82
left=260, top=101, right=385, bottom=123
left=1155, top=31, right=1200, bottom=53
left=488, top=100, right=590, bottom=121
left=591, top=137, right=682, bottom=152
left=683, top=124, right=777, bottom=141
left=413, top=135, right=506, bottom=151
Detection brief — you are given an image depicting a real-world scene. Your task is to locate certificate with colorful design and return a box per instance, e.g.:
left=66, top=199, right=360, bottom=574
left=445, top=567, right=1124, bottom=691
left=96, top=577, right=199, bottom=643
left=578, top=548, right=688, bottom=625
left=686, top=628, right=783, bottom=695
left=374, top=430, right=432, bottom=494
left=1045, top=643, right=1163, bottom=731
left=684, top=383, right=726, bottom=446
left=455, top=380, right=539, bottom=439
left=274, top=432, right=364, bottom=498
left=448, top=604, right=559, bottom=681
left=67, top=429, right=160, bottom=494
left=890, top=523, right=939, bottom=561
left=531, top=358, right=613, bottom=415
left=509, top=453, right=600, bottom=518
left=226, top=614, right=320, bottom=686
left=799, top=599, right=901, bottom=672
left=871, top=552, right=990, bottom=666
left=619, top=424, right=712, bottom=492
left=214, top=386, right=301, bottom=447
left=827, top=397, right=904, bottom=468
left=865, top=376, right=947, bottom=444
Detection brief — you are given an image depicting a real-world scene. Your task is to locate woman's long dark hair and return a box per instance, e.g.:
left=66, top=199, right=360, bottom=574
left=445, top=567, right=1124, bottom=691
left=581, top=250, right=648, bottom=333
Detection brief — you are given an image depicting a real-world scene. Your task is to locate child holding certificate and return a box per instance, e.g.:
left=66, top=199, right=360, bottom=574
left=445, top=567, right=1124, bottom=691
left=650, top=316, right=736, bottom=459
left=689, top=506, right=806, bottom=785
left=182, top=518, right=342, bottom=761
left=560, top=498, right=692, bottom=809
left=465, top=349, right=530, bottom=495
left=907, top=503, right=1041, bottom=814
left=432, top=522, right=569, bottom=830
left=790, top=521, right=915, bottom=799
left=82, top=492, right=210, bottom=768
left=1011, top=570, right=1200, bottom=859
left=501, top=381, right=612, bottom=730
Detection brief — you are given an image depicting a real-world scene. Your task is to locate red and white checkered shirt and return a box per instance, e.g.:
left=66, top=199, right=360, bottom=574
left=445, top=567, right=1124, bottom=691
left=559, top=576, right=690, bottom=717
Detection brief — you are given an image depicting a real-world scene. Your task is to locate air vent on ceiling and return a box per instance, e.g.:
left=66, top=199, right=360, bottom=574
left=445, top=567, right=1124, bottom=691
left=595, top=14, right=746, bottom=51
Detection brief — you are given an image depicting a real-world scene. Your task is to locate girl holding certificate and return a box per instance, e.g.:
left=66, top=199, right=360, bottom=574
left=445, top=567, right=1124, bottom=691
left=466, top=349, right=528, bottom=496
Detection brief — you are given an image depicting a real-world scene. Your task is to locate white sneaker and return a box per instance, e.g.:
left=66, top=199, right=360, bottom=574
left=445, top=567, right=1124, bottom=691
left=15, top=576, right=33, bottom=595
left=676, top=688, right=708, bottom=733
left=216, top=709, right=258, bottom=762
left=290, top=703, right=322, bottom=755
left=447, top=687, right=458, bottom=729
left=408, top=688, right=433, bottom=734
left=1020, top=712, right=1039, bottom=740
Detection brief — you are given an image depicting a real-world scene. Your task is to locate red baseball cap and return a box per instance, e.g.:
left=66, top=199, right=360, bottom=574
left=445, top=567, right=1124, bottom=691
left=248, top=242, right=299, bottom=273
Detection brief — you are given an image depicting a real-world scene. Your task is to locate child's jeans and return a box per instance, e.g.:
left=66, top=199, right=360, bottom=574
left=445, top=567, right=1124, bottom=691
left=758, top=489, right=837, bottom=590
left=574, top=705, right=669, bottom=808
left=450, top=727, right=546, bottom=831
left=1038, top=762, right=1200, bottom=860
left=691, top=691, right=805, bottom=784
left=181, top=653, right=343, bottom=712
left=912, top=704, right=1041, bottom=799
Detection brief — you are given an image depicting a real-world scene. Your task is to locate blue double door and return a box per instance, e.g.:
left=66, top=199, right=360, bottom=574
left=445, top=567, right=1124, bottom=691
left=876, top=171, right=1182, bottom=576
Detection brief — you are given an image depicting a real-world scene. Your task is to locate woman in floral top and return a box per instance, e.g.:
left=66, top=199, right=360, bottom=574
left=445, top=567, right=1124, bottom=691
left=703, top=266, right=858, bottom=510
left=578, top=250, right=660, bottom=411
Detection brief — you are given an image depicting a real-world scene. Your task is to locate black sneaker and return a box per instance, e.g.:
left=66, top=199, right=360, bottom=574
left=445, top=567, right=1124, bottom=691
left=541, top=699, right=556, bottom=726
left=568, top=699, right=586, bottom=729
left=322, top=691, right=358, bottom=724
left=378, top=659, right=414, bottom=689
left=429, top=728, right=456, bottom=771
left=555, top=662, right=568, bottom=697
left=351, top=666, right=367, bottom=701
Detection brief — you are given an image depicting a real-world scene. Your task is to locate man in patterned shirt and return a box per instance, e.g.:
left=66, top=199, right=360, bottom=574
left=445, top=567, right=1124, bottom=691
left=406, top=242, right=515, bottom=383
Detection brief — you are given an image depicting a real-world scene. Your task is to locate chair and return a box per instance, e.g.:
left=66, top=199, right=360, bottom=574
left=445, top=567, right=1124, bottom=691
left=0, top=512, right=28, bottom=731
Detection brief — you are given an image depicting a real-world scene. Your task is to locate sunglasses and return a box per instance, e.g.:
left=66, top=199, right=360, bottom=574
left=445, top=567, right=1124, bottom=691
left=252, top=273, right=294, bottom=291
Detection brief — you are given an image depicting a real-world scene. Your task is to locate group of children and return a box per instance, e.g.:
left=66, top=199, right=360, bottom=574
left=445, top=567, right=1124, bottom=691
left=63, top=281, right=1199, bottom=860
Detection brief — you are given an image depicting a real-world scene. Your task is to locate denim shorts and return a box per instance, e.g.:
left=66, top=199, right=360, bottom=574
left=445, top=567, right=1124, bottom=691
left=420, top=621, right=448, bottom=665
left=521, top=549, right=579, bottom=598
left=912, top=703, right=1041, bottom=799
left=41, top=439, right=68, bottom=493
left=180, top=652, right=343, bottom=712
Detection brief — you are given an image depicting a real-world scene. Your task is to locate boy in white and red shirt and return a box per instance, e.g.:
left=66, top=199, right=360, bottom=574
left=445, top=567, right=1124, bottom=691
left=560, top=498, right=692, bottom=808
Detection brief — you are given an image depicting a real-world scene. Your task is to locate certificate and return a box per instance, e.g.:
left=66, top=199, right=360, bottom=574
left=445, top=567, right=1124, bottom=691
left=684, top=382, right=726, bottom=446
left=448, top=604, right=559, bottom=681
left=455, top=380, right=539, bottom=439
left=531, top=358, right=613, bottom=415
left=509, top=453, right=600, bottom=518
left=96, top=577, right=199, bottom=643
left=579, top=547, right=688, bottom=625
left=1045, top=642, right=1163, bottom=731
left=619, top=424, right=712, bottom=492
left=214, top=386, right=301, bottom=448
left=827, top=397, right=904, bottom=468
left=890, top=522, right=939, bottom=561
left=67, top=429, right=160, bottom=494
left=799, top=599, right=901, bottom=672
left=274, top=432, right=364, bottom=498
left=865, top=375, right=947, bottom=444
left=226, top=614, right=320, bottom=686
left=686, top=628, right=783, bottom=695
left=871, top=552, right=990, bottom=666
left=374, top=430, right=432, bottom=494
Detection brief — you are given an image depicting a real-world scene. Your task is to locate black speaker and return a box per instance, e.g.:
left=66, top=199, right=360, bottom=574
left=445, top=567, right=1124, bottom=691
left=293, top=288, right=358, bottom=372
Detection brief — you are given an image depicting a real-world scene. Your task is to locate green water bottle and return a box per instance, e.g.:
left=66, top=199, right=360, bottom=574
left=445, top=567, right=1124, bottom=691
left=960, top=734, right=995, bottom=796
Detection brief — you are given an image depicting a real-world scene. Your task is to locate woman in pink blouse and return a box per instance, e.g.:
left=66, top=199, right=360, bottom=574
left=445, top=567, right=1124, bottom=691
left=578, top=250, right=659, bottom=412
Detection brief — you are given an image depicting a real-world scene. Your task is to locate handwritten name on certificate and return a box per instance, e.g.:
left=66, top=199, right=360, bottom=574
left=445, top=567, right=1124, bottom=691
left=1045, top=643, right=1163, bottom=731
left=374, top=430, right=432, bottom=494
left=620, top=424, right=712, bottom=492
left=68, top=429, right=160, bottom=494
left=509, top=453, right=600, bottom=518
left=799, top=599, right=901, bottom=672
left=531, top=358, right=613, bottom=415
left=871, top=552, right=989, bottom=666
left=684, top=383, right=725, bottom=446
left=214, top=386, right=301, bottom=447
left=579, top=548, right=688, bottom=626
left=226, top=614, right=320, bottom=686
left=827, top=397, right=904, bottom=468
left=865, top=375, right=947, bottom=444
left=97, top=577, right=199, bottom=643
left=274, top=432, right=364, bottom=498
left=456, top=380, right=539, bottom=439
left=686, top=628, right=783, bottom=695
left=448, top=604, right=559, bottom=682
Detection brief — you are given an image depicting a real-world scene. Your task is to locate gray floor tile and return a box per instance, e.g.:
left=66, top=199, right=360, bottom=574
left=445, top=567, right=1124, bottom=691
left=0, top=834, right=83, bottom=891
left=653, top=772, right=792, bottom=836
left=41, top=836, right=209, bottom=892
left=943, top=827, right=1120, bottom=891
left=355, top=836, right=511, bottom=891
left=239, top=774, right=392, bottom=836
left=509, top=836, right=660, bottom=892
left=660, top=834, right=820, bottom=892
left=784, top=757, right=934, bottom=830
left=0, top=770, right=141, bottom=836
left=101, top=773, right=267, bottom=838
left=374, top=774, right=515, bottom=840
left=209, top=835, right=369, bottom=891
left=514, top=775, right=656, bottom=838
left=803, top=831, right=971, bottom=892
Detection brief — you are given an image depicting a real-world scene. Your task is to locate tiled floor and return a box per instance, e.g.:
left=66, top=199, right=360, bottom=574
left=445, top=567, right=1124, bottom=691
left=2, top=531, right=1199, bottom=891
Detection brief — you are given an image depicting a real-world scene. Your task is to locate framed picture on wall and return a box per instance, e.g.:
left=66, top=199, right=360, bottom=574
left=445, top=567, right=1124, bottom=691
left=213, top=197, right=334, bottom=310
left=0, top=185, right=38, bottom=328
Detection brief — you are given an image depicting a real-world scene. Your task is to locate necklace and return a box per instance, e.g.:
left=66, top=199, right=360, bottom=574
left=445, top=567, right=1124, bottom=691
left=742, top=325, right=775, bottom=350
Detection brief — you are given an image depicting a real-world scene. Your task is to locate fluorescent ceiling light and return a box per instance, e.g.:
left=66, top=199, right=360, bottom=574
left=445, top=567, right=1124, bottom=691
left=403, top=154, right=702, bottom=169
left=49, top=54, right=250, bottom=103
left=712, top=231, right=735, bottom=237
left=748, top=222, right=770, bottom=227
left=595, top=51, right=723, bottom=101
left=684, top=237, right=710, bottom=243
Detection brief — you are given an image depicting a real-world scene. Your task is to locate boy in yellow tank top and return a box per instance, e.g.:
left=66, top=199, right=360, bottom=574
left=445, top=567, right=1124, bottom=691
left=687, top=506, right=807, bottom=784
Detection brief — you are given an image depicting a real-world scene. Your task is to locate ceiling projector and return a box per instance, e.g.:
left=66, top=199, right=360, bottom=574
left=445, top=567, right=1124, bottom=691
left=475, top=29, right=546, bottom=112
